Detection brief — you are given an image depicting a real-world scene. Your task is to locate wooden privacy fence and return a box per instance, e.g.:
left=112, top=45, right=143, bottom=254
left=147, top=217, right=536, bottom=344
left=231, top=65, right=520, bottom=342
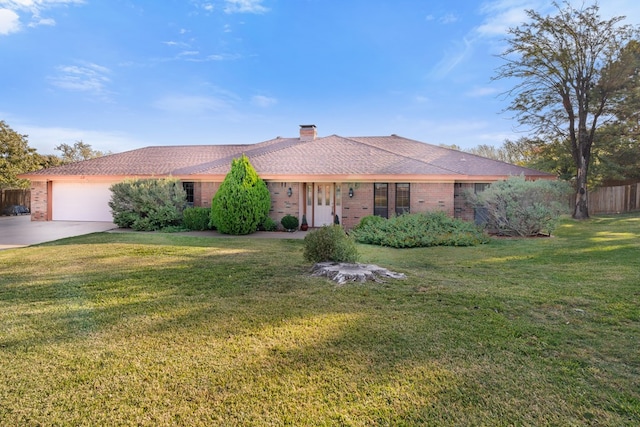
left=0, top=189, right=30, bottom=212
left=589, top=183, right=640, bottom=214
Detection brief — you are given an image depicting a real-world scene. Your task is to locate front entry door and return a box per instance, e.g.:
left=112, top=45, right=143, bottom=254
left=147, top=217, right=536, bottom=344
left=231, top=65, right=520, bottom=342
left=314, top=184, right=334, bottom=226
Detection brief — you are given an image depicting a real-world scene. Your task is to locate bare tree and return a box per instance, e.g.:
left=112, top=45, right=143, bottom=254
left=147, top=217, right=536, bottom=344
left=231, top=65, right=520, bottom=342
left=495, top=1, right=639, bottom=219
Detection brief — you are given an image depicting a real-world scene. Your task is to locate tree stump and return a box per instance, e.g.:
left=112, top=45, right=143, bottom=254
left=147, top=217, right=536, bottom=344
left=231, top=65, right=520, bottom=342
left=311, top=262, right=406, bottom=285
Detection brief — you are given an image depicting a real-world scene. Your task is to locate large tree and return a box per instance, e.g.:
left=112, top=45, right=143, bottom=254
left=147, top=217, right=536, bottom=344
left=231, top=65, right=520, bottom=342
left=495, top=1, right=639, bottom=219
left=0, top=120, right=40, bottom=189
left=55, top=140, right=107, bottom=164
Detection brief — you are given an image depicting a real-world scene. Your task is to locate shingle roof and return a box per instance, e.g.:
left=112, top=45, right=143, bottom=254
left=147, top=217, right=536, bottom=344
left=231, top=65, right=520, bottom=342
left=22, top=133, right=553, bottom=180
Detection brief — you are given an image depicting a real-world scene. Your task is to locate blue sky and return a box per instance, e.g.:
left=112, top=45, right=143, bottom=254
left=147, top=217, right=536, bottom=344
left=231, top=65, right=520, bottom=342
left=2, top=0, right=639, bottom=155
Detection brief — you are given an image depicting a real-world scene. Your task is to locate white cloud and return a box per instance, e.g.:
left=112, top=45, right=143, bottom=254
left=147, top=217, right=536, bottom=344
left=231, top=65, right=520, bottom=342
left=0, top=0, right=84, bottom=34
left=0, top=8, right=20, bottom=34
left=29, top=16, right=54, bottom=27
left=49, top=62, right=112, bottom=99
left=251, top=95, right=277, bottom=108
left=224, top=0, right=268, bottom=14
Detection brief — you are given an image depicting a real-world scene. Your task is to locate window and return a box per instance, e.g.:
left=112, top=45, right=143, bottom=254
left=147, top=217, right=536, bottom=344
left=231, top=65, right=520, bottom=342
left=374, top=183, right=388, bottom=218
left=395, top=183, right=410, bottom=215
left=182, top=182, right=194, bottom=206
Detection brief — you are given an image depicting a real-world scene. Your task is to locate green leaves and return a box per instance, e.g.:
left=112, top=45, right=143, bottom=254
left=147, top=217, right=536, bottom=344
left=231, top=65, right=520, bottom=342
left=210, top=154, right=271, bottom=235
left=350, top=212, right=489, bottom=248
left=467, top=176, right=572, bottom=237
left=0, top=120, right=39, bottom=189
left=108, top=178, right=187, bottom=231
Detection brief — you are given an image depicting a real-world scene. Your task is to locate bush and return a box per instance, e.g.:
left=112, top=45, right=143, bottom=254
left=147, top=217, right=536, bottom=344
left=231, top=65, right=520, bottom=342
left=466, top=176, right=572, bottom=237
left=281, top=214, right=299, bottom=231
left=182, top=207, right=212, bottom=231
left=350, top=211, right=490, bottom=248
left=109, top=178, right=187, bottom=231
left=351, top=215, right=386, bottom=232
left=262, top=217, right=278, bottom=231
left=210, top=154, right=271, bottom=235
left=303, top=225, right=359, bottom=263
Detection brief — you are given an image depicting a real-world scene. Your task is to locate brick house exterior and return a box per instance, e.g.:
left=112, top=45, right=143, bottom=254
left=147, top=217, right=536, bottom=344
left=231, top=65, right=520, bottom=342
left=19, top=125, right=554, bottom=229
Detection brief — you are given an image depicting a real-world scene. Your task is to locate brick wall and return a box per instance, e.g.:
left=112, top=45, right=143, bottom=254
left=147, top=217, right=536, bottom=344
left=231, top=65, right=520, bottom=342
left=269, top=182, right=300, bottom=224
left=29, top=181, right=48, bottom=221
left=195, top=182, right=220, bottom=208
left=341, top=183, right=373, bottom=230
left=411, top=182, right=455, bottom=216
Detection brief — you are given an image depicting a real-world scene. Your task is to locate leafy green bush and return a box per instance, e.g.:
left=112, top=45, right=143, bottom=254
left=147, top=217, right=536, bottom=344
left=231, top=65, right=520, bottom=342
left=350, top=211, right=489, bottom=248
left=262, top=217, right=278, bottom=231
left=351, top=215, right=386, bottom=232
left=210, top=154, right=271, bottom=235
left=109, top=178, right=187, bottom=231
left=466, top=176, right=572, bottom=237
left=303, top=225, right=359, bottom=263
left=182, top=207, right=212, bottom=231
left=281, top=214, right=299, bottom=231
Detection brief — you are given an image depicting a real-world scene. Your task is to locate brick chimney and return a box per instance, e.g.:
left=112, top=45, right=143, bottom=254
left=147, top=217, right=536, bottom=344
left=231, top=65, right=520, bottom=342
left=299, top=124, right=317, bottom=141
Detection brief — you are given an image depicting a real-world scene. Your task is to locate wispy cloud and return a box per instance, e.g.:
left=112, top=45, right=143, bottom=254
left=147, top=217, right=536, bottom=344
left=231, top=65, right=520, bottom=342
left=49, top=62, right=112, bottom=100
left=0, top=0, right=85, bottom=35
left=152, top=95, right=231, bottom=114
left=475, top=0, right=543, bottom=38
left=425, top=11, right=460, bottom=25
left=466, top=86, right=499, bottom=97
left=428, top=0, right=545, bottom=78
left=251, top=95, right=277, bottom=108
left=439, top=13, right=459, bottom=24
left=429, top=37, right=473, bottom=79
left=223, top=0, right=268, bottom=14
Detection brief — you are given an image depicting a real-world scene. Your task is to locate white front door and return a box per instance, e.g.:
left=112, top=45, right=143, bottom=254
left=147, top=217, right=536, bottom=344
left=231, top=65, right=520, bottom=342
left=314, top=183, right=334, bottom=226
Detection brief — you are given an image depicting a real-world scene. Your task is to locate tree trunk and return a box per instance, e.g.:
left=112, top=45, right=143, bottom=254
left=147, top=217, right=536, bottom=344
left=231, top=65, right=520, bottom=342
left=573, top=151, right=590, bottom=219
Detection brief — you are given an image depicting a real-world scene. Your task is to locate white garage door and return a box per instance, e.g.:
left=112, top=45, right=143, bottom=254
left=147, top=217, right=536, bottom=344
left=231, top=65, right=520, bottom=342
left=52, top=182, right=114, bottom=222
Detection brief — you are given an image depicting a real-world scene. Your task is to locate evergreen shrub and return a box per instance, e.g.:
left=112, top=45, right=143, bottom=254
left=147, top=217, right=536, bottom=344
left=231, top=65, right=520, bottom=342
left=466, top=175, right=571, bottom=236
left=303, top=225, right=359, bottom=263
left=210, top=155, right=271, bottom=235
left=262, top=217, right=278, bottom=231
left=109, top=178, right=187, bottom=231
left=350, top=211, right=489, bottom=248
left=281, top=214, right=299, bottom=231
left=183, top=207, right=212, bottom=231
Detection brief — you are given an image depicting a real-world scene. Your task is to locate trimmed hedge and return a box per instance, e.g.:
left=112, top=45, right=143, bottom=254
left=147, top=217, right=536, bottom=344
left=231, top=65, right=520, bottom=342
left=182, top=207, right=212, bottom=231
left=303, top=225, right=359, bottom=263
left=350, top=212, right=489, bottom=248
left=281, top=214, right=299, bottom=231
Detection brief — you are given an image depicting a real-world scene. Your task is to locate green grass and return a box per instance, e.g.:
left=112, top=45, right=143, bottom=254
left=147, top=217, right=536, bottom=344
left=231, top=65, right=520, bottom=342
left=0, top=214, right=639, bottom=426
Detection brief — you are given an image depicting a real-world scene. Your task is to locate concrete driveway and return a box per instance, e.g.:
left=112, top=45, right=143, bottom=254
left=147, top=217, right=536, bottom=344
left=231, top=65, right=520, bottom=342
left=0, top=215, right=116, bottom=250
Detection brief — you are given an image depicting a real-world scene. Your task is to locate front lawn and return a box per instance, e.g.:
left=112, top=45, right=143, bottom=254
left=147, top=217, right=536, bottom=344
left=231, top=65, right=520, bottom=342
left=0, top=215, right=638, bottom=425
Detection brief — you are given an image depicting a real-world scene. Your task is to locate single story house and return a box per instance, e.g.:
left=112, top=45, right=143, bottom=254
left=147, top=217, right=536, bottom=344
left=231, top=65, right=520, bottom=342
left=19, top=125, right=554, bottom=230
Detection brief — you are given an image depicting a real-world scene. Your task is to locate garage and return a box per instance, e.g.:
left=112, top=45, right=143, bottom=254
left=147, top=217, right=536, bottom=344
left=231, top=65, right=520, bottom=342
left=52, top=182, right=114, bottom=222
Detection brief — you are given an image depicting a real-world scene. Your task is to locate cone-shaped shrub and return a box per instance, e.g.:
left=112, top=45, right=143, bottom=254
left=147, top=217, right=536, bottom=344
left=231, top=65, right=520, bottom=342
left=210, top=154, right=271, bottom=235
